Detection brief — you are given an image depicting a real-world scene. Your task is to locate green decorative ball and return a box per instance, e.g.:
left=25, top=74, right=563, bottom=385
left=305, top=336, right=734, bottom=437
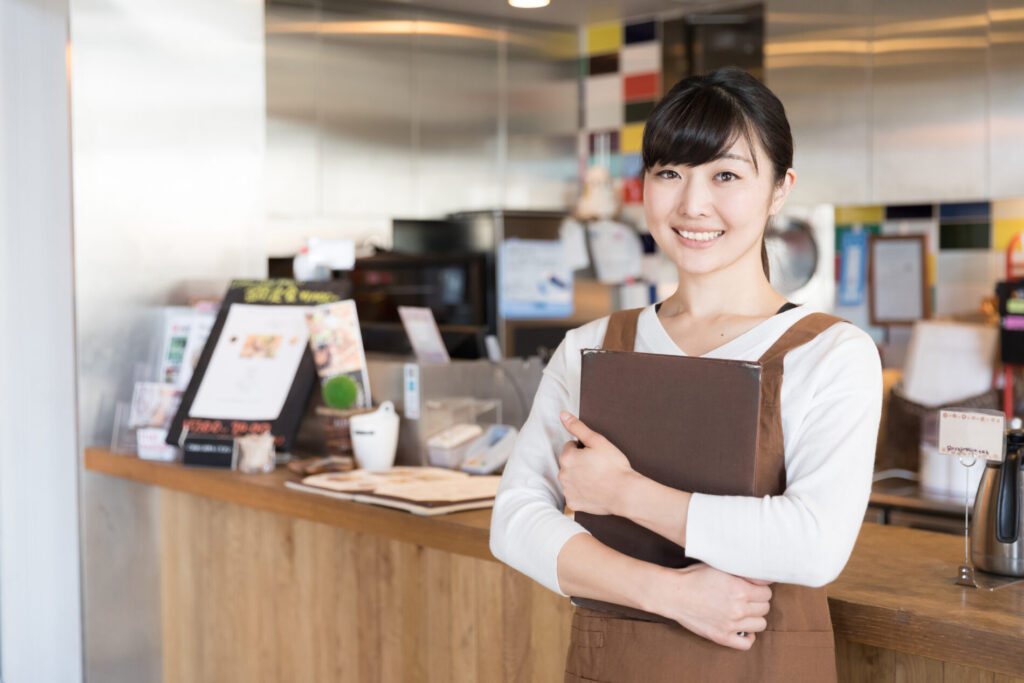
left=322, top=375, right=359, bottom=410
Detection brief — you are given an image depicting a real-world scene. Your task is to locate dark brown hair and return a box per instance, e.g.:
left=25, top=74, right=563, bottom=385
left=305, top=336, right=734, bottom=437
left=642, top=67, right=793, bottom=277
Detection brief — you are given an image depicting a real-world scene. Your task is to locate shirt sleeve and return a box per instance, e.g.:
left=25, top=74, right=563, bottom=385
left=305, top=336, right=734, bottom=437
left=489, top=334, right=591, bottom=596
left=683, top=325, right=883, bottom=587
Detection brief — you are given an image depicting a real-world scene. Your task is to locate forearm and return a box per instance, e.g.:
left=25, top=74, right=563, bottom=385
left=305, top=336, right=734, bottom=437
left=555, top=531, right=668, bottom=612
left=557, top=532, right=772, bottom=650
left=616, top=471, right=692, bottom=549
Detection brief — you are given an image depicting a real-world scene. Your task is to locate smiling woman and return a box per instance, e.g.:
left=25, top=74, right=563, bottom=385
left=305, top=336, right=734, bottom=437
left=490, top=67, right=883, bottom=683
left=642, top=68, right=796, bottom=284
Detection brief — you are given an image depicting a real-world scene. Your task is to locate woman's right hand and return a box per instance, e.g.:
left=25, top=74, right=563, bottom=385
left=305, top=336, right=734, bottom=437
left=650, top=563, right=772, bottom=650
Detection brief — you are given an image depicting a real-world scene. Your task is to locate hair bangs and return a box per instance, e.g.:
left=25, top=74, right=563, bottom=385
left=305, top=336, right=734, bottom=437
left=642, top=84, right=757, bottom=173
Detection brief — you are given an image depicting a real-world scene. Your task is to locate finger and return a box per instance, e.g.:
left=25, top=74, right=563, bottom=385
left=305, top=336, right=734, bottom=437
left=558, top=442, right=576, bottom=466
left=746, top=578, right=772, bottom=586
left=736, top=616, right=768, bottom=634
left=748, top=600, right=771, bottom=618
left=749, top=585, right=772, bottom=603
left=721, top=631, right=755, bottom=651
left=559, top=411, right=602, bottom=446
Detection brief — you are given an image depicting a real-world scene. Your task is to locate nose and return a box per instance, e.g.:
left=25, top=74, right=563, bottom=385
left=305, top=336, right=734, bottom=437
left=675, top=174, right=712, bottom=218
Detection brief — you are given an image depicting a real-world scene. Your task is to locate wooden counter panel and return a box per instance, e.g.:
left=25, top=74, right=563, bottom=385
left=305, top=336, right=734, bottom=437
left=161, top=490, right=573, bottom=683
left=86, top=448, right=492, bottom=561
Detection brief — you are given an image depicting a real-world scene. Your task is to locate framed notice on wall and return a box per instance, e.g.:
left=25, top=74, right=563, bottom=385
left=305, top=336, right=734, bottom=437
left=166, top=279, right=345, bottom=452
left=868, top=234, right=929, bottom=325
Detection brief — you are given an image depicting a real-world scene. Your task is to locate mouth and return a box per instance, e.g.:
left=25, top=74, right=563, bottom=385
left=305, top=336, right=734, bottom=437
left=671, top=228, right=725, bottom=244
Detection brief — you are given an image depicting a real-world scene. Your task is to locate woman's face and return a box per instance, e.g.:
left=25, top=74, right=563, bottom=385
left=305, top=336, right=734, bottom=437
left=643, top=135, right=794, bottom=279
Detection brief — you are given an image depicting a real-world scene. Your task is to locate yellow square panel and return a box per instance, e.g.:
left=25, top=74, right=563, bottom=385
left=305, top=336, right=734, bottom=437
left=835, top=205, right=884, bottom=225
left=994, top=217, right=1024, bottom=252
left=621, top=122, right=644, bottom=153
left=587, top=22, right=621, bottom=55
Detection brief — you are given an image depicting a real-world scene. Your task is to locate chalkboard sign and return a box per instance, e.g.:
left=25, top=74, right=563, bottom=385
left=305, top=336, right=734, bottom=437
left=166, top=279, right=346, bottom=453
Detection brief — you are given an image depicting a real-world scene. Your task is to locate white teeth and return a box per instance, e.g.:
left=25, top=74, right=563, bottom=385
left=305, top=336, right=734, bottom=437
left=676, top=229, right=724, bottom=242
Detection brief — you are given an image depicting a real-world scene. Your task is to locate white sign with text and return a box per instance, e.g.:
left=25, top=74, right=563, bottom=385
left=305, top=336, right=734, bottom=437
left=938, top=408, right=1005, bottom=462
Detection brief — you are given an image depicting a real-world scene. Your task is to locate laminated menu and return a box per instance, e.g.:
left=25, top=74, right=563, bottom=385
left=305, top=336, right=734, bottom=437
left=571, top=348, right=763, bottom=622
left=285, top=467, right=501, bottom=516
left=166, top=279, right=345, bottom=452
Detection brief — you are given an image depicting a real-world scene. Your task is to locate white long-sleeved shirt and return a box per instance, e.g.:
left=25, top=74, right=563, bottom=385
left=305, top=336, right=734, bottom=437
left=489, top=304, right=882, bottom=596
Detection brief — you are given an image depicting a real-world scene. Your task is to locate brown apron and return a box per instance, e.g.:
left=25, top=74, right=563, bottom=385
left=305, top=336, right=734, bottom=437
left=564, top=307, right=843, bottom=683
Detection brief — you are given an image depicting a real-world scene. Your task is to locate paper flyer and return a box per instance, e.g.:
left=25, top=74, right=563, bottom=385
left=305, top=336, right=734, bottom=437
left=305, top=300, right=372, bottom=408
left=398, top=306, right=450, bottom=364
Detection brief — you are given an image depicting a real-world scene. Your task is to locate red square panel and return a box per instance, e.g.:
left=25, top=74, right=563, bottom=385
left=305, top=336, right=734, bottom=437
left=624, top=73, right=659, bottom=101
left=623, top=176, right=644, bottom=204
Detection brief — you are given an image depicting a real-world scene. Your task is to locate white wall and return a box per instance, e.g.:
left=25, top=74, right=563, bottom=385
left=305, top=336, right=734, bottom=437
left=0, top=0, right=84, bottom=681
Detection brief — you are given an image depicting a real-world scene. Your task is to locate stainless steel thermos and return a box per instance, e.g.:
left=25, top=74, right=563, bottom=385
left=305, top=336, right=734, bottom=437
left=971, top=429, right=1024, bottom=577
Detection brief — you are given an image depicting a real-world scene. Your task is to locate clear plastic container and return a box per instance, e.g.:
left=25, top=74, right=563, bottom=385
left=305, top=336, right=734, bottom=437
left=426, top=423, right=484, bottom=468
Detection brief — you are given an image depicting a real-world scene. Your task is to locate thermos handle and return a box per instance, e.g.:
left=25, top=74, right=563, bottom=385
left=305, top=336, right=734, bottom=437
left=996, top=445, right=1021, bottom=544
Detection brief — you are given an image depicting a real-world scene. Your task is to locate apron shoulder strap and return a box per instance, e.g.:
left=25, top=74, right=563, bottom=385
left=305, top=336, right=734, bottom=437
left=753, top=312, right=847, bottom=498
left=601, top=308, right=645, bottom=352
left=756, top=312, right=846, bottom=370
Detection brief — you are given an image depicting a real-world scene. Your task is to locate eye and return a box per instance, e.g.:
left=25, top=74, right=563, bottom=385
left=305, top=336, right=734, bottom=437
left=715, top=171, right=739, bottom=182
left=655, top=169, right=679, bottom=180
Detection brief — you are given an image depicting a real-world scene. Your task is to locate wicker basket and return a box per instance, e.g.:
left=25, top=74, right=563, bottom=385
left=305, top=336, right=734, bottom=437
left=879, top=383, right=1000, bottom=471
left=316, top=406, right=373, bottom=458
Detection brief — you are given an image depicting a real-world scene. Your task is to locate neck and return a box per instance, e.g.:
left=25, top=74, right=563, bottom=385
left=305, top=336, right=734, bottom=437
left=662, top=250, right=784, bottom=320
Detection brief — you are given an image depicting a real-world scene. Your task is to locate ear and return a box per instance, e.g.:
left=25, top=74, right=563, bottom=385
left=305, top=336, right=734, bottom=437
left=768, top=168, right=796, bottom=216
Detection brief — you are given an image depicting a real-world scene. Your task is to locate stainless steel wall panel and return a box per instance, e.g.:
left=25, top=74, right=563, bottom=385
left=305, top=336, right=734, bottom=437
left=870, top=0, right=989, bottom=203
left=412, top=23, right=501, bottom=216
left=988, top=0, right=1024, bottom=199
left=765, top=0, right=872, bottom=205
left=266, top=5, right=324, bottom=218
left=265, top=3, right=579, bottom=230
left=317, top=15, right=417, bottom=219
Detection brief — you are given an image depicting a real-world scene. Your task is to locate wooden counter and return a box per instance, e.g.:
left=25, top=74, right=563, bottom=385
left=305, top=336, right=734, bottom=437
left=85, top=448, right=1024, bottom=682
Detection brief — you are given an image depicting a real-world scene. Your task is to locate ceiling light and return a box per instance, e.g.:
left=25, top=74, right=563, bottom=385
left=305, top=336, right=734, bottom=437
left=509, top=0, right=549, bottom=8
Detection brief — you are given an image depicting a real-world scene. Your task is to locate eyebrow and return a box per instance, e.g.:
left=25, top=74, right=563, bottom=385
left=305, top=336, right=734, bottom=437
left=718, top=152, right=754, bottom=165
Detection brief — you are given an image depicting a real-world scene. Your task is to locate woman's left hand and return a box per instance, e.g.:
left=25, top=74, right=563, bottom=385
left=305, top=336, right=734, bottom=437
left=557, top=411, right=636, bottom=516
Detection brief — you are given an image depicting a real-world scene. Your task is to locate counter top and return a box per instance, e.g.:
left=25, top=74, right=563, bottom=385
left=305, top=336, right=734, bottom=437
left=85, top=448, right=1024, bottom=677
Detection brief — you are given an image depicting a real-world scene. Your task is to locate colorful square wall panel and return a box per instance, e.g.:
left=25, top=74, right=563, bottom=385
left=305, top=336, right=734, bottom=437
left=589, top=53, right=619, bottom=76
left=835, top=206, right=883, bottom=225
left=885, top=204, right=933, bottom=219
left=587, top=23, right=621, bottom=55
left=624, top=20, right=656, bottom=44
left=624, top=73, right=660, bottom=101
left=621, top=43, right=660, bottom=75
left=622, top=176, right=644, bottom=204
left=585, top=104, right=624, bottom=131
left=621, top=123, right=644, bottom=153
left=625, top=100, right=656, bottom=124
left=939, top=223, right=990, bottom=250
left=994, top=218, right=1024, bottom=251
left=585, top=74, right=621, bottom=107
left=994, top=198, right=1024, bottom=220
left=940, top=201, right=990, bottom=220
left=622, top=153, right=643, bottom=178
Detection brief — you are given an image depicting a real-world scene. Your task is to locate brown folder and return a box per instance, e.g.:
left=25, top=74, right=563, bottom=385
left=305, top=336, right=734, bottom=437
left=572, top=348, right=763, bottom=622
